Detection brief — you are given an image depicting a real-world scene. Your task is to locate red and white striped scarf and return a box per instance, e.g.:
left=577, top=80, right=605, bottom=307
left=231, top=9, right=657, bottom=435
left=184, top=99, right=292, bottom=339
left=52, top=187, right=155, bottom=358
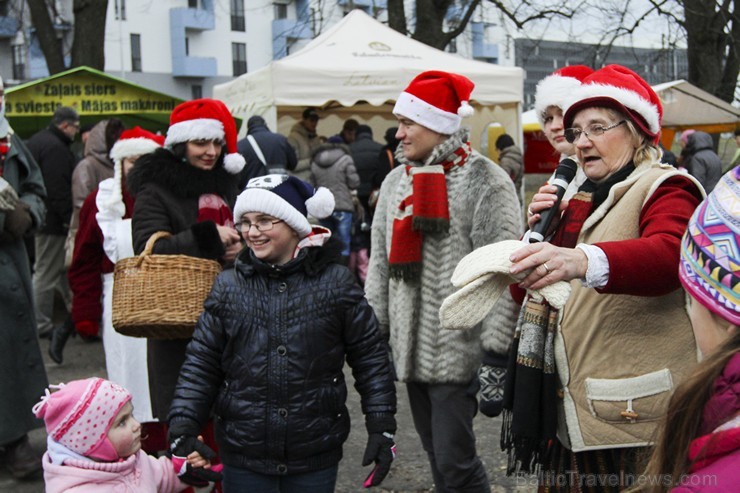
left=388, top=142, right=471, bottom=280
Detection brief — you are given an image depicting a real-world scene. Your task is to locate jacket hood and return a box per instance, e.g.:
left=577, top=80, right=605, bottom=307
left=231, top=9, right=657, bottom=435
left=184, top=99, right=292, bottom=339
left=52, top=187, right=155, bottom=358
left=126, top=147, right=238, bottom=202
left=687, top=131, right=715, bottom=153
left=499, top=145, right=522, bottom=160
left=235, top=235, right=344, bottom=278
left=312, top=142, right=351, bottom=167
left=83, top=120, right=114, bottom=168
left=291, top=121, right=316, bottom=139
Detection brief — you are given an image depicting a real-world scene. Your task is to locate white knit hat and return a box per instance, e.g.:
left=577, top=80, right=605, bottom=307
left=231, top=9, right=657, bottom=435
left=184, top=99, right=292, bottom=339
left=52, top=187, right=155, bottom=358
left=440, top=240, right=571, bottom=330
left=233, top=174, right=334, bottom=238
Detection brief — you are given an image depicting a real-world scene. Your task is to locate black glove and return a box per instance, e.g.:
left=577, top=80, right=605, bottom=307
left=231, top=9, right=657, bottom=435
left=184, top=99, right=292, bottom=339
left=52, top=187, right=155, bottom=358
left=169, top=434, right=222, bottom=486
left=478, top=351, right=508, bottom=417
left=362, top=414, right=397, bottom=487
left=3, top=200, right=31, bottom=239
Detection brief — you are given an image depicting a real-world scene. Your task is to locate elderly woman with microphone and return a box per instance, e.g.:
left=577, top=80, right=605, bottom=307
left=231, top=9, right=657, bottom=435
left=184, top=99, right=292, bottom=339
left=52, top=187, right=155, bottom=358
left=505, top=65, right=705, bottom=491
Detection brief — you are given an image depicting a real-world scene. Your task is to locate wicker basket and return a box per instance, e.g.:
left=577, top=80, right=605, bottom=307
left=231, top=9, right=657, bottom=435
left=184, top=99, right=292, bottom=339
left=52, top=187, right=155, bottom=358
left=112, top=231, right=222, bottom=339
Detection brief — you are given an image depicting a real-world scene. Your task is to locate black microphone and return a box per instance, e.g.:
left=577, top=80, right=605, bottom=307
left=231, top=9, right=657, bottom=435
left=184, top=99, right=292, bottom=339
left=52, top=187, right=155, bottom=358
left=529, top=158, right=578, bottom=243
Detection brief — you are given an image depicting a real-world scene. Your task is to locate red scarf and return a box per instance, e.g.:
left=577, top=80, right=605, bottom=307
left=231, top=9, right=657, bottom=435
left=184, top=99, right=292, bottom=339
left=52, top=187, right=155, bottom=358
left=0, top=138, right=9, bottom=177
left=388, top=142, right=470, bottom=280
left=197, top=194, right=234, bottom=228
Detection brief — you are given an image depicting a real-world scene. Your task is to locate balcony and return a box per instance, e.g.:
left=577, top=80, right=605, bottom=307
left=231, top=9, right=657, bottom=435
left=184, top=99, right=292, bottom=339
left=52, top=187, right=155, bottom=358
left=170, top=2, right=217, bottom=78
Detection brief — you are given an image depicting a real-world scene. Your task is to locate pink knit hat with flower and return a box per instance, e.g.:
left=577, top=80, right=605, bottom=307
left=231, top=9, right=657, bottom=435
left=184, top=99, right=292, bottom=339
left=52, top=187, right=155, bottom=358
left=32, top=378, right=132, bottom=461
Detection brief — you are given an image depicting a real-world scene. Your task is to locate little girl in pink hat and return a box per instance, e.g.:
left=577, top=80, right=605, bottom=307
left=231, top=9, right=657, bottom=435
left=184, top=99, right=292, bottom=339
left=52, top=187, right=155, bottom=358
left=33, top=377, right=220, bottom=492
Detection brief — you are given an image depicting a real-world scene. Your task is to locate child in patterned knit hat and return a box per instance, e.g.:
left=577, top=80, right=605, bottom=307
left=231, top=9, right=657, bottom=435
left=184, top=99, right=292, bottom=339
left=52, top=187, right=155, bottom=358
left=167, top=174, right=398, bottom=491
left=33, top=377, right=220, bottom=492
left=643, top=167, right=740, bottom=492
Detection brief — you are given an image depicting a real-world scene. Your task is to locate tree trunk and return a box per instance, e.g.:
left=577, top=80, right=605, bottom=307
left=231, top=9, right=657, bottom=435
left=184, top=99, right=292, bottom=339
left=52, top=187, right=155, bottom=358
left=387, top=0, right=408, bottom=35
left=26, top=0, right=65, bottom=74
left=683, top=0, right=740, bottom=103
left=71, top=0, right=109, bottom=70
left=412, top=0, right=454, bottom=50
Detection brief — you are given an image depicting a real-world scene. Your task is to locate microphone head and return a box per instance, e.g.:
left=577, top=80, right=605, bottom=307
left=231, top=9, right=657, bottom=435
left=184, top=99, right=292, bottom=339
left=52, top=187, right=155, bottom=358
left=555, top=158, right=578, bottom=183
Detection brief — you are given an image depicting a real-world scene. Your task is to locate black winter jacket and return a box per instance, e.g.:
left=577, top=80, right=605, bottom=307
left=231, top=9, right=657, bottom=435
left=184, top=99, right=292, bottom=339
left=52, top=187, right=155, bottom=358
left=25, top=125, right=76, bottom=235
left=236, top=120, right=297, bottom=182
left=349, top=132, right=384, bottom=202
left=127, top=147, right=239, bottom=258
left=168, top=239, right=397, bottom=475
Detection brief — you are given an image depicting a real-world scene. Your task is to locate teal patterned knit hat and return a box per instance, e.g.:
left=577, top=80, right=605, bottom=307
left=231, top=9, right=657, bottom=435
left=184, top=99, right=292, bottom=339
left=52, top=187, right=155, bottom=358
left=679, top=166, right=740, bottom=325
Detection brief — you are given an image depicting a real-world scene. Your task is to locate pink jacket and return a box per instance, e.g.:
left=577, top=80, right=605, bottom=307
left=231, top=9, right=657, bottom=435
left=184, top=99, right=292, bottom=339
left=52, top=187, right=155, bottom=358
left=43, top=450, right=188, bottom=493
left=671, top=354, right=740, bottom=492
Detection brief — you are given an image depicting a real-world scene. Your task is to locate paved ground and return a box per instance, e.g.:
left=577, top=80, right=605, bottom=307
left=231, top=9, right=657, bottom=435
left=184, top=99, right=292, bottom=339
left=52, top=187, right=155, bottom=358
left=1, top=332, right=533, bottom=492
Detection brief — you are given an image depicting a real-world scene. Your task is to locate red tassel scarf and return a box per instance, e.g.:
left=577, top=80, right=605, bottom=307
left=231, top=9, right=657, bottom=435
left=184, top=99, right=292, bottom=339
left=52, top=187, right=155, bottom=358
left=388, top=142, right=470, bottom=280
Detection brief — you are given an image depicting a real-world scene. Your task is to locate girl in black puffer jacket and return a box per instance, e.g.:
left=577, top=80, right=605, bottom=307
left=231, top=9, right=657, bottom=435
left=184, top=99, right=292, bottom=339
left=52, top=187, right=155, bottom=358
left=167, top=175, right=397, bottom=492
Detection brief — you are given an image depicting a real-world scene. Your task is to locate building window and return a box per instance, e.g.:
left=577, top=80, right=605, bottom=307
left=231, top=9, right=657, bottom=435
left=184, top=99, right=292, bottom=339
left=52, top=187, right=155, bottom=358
left=185, top=37, right=190, bottom=55
left=232, top=42, right=247, bottom=76
left=12, top=45, right=25, bottom=80
left=192, top=85, right=203, bottom=100
left=274, top=3, right=288, bottom=20
left=0, top=0, right=9, bottom=16
left=231, top=0, right=245, bottom=31
left=130, top=33, right=141, bottom=72
left=114, top=0, right=127, bottom=20
left=188, top=0, right=198, bottom=8
left=448, top=38, right=457, bottom=53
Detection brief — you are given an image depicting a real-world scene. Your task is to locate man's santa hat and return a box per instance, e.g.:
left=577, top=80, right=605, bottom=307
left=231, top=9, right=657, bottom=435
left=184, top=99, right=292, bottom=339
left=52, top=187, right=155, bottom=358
left=393, top=70, right=475, bottom=135
left=105, top=126, right=164, bottom=209
left=534, top=65, right=594, bottom=125
left=563, top=64, right=663, bottom=144
left=164, top=98, right=246, bottom=174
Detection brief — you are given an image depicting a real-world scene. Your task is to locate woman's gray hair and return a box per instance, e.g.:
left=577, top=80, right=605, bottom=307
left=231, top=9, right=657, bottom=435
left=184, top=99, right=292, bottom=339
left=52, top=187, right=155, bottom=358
left=603, top=107, right=662, bottom=166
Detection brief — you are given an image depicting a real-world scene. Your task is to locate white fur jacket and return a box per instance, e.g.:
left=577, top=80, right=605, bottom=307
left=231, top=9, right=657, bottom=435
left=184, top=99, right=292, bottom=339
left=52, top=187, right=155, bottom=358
left=365, top=128, right=523, bottom=384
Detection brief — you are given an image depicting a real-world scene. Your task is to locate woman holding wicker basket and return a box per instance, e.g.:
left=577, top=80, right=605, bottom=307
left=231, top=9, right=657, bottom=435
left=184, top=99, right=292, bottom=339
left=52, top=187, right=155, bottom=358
left=127, top=98, right=245, bottom=425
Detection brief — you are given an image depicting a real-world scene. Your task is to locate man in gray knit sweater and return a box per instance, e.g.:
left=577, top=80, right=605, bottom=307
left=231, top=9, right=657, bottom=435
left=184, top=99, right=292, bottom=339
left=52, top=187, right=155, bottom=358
left=365, top=71, right=522, bottom=492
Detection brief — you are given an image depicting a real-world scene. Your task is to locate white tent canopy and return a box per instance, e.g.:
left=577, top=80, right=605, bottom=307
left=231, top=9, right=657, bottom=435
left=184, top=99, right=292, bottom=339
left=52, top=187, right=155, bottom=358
left=214, top=10, right=524, bottom=150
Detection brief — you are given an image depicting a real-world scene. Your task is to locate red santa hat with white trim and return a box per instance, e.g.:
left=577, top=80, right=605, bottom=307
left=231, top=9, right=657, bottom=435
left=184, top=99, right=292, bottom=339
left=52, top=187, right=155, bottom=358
left=534, top=65, right=594, bottom=125
left=106, top=126, right=164, bottom=209
left=164, top=98, right=246, bottom=174
left=563, top=64, right=663, bottom=144
left=393, top=70, right=475, bottom=135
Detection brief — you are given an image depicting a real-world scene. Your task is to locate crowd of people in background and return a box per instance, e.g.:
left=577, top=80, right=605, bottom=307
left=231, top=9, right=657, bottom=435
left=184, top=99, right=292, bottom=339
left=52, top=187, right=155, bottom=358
left=0, top=61, right=738, bottom=493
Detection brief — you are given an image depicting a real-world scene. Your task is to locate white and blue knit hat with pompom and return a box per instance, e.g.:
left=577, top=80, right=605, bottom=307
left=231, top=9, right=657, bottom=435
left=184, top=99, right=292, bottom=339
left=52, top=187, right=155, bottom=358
left=233, top=174, right=335, bottom=238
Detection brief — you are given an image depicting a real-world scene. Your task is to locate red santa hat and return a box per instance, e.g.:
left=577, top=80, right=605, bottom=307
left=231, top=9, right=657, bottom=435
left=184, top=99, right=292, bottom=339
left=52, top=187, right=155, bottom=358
left=164, top=98, right=246, bottom=174
left=534, top=65, right=594, bottom=125
left=106, top=126, right=164, bottom=211
left=563, top=64, right=663, bottom=144
left=393, top=70, right=475, bottom=135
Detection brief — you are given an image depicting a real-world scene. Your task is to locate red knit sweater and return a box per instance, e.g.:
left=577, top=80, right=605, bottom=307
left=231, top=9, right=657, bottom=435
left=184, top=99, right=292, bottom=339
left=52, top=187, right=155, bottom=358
left=511, top=174, right=702, bottom=304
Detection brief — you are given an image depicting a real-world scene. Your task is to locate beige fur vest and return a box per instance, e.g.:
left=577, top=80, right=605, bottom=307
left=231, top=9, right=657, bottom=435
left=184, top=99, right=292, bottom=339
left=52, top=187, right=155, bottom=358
left=556, top=163, right=700, bottom=451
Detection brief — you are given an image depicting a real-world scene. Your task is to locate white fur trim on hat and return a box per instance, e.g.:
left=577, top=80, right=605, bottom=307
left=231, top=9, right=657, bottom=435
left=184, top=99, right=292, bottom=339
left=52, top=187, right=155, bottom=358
left=224, top=152, right=246, bottom=174
left=165, top=118, right=224, bottom=147
left=393, top=91, right=462, bottom=135
left=233, top=188, right=312, bottom=238
left=534, top=74, right=584, bottom=125
left=109, top=137, right=162, bottom=163
left=306, top=187, right=334, bottom=219
left=563, top=82, right=661, bottom=136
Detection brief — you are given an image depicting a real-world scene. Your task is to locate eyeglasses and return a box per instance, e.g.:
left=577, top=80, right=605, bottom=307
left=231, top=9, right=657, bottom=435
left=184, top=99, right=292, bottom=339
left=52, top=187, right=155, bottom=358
left=235, top=219, right=283, bottom=233
left=564, top=120, right=626, bottom=144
